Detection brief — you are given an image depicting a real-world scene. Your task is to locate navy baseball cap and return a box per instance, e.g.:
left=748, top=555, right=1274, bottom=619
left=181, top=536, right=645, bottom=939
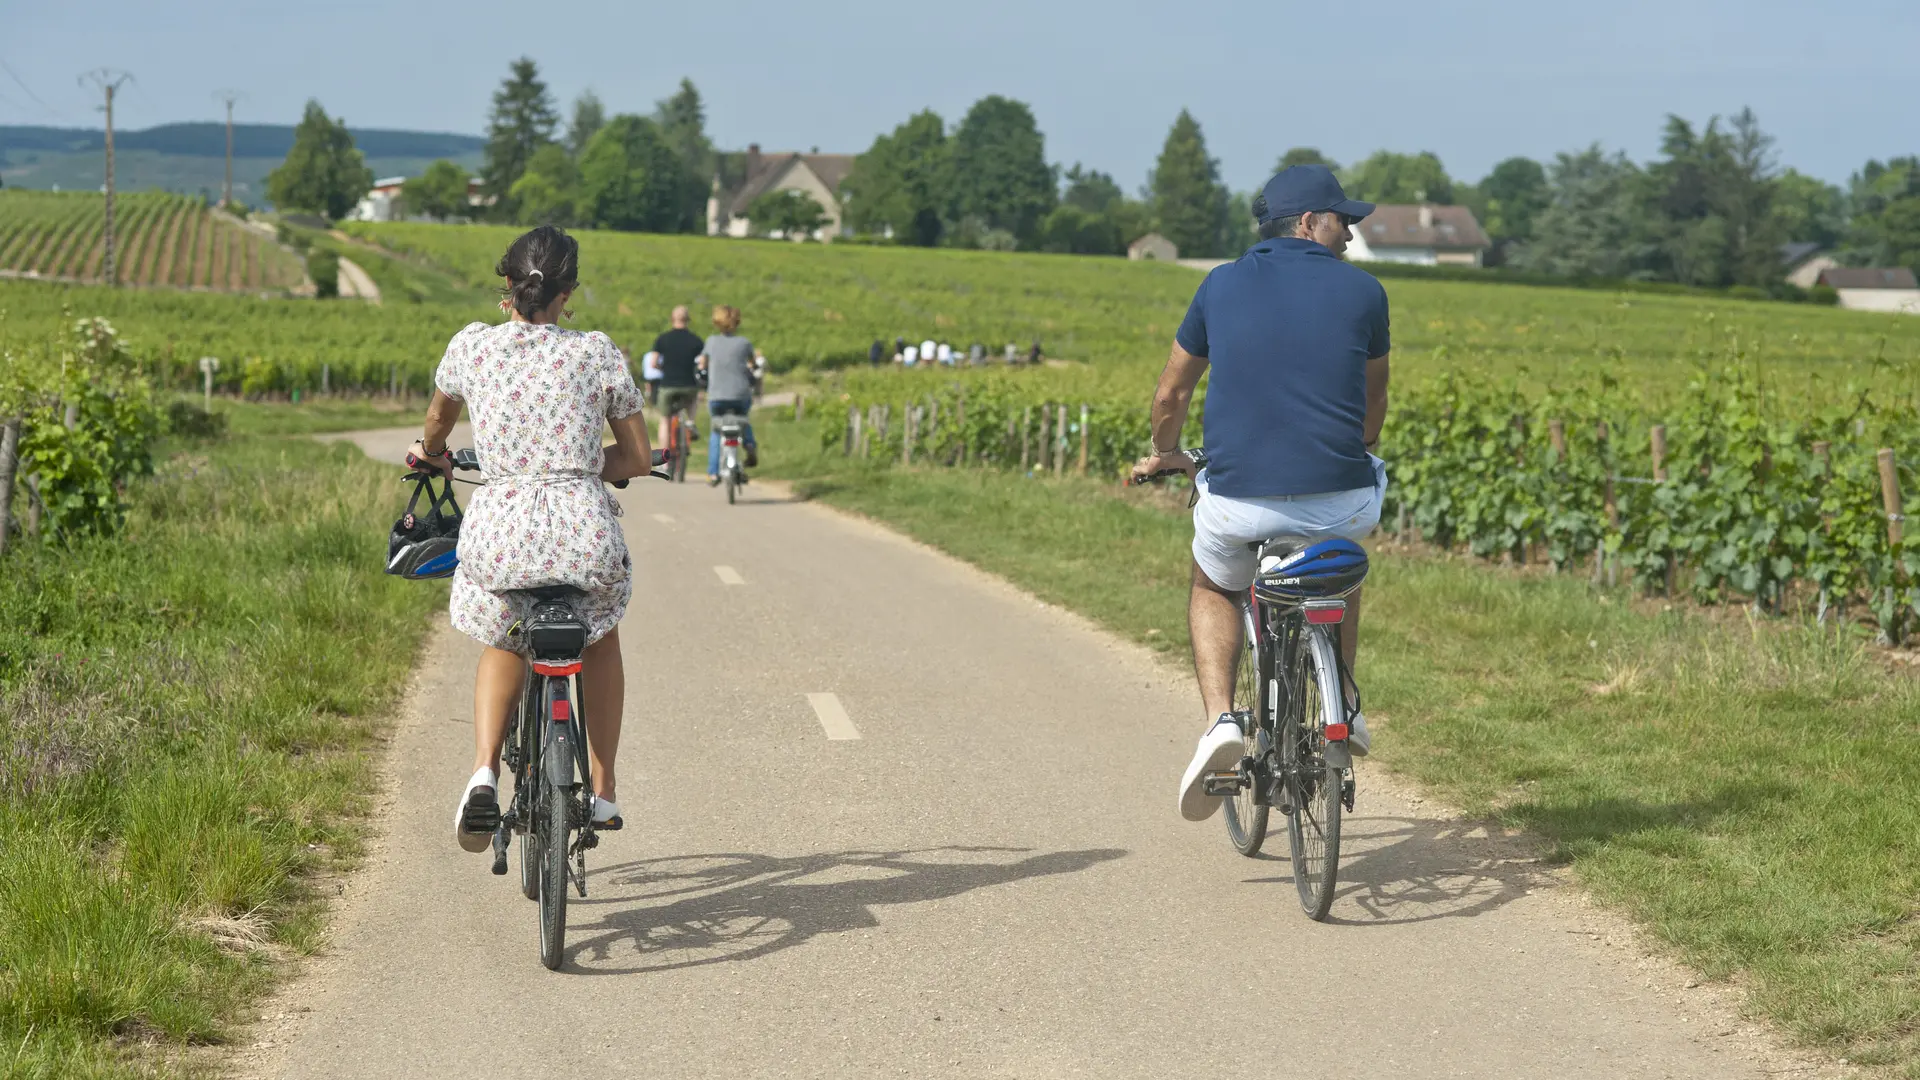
left=1257, top=164, right=1374, bottom=223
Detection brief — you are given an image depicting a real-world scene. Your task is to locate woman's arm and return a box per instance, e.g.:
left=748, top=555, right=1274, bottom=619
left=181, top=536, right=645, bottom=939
left=601, top=411, right=655, bottom=483
left=409, top=390, right=464, bottom=472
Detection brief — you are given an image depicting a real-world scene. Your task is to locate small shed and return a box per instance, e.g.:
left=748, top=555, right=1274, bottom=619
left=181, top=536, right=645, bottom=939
left=1128, top=233, right=1179, bottom=262
left=1816, top=267, right=1920, bottom=315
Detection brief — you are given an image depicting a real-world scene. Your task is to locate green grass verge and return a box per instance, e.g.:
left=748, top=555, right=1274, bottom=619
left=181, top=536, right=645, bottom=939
left=175, top=394, right=419, bottom=437
left=0, top=435, right=440, bottom=1077
left=754, top=412, right=1920, bottom=1075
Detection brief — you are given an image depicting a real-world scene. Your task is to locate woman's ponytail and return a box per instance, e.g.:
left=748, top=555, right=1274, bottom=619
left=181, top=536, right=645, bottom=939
left=495, top=226, right=579, bottom=320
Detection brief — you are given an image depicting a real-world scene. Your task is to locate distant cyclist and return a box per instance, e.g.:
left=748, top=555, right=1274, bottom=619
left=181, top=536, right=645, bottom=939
left=1128, top=165, right=1391, bottom=822
left=700, top=304, right=760, bottom=484
left=652, top=304, right=704, bottom=449
left=407, top=225, right=654, bottom=847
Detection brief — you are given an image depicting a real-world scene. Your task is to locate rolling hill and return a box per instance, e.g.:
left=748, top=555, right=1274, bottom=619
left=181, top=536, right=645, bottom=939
left=0, top=122, right=485, bottom=202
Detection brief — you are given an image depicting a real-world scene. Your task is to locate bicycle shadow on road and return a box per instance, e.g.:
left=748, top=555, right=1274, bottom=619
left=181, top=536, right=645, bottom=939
left=1239, top=815, right=1550, bottom=927
left=561, top=845, right=1126, bottom=975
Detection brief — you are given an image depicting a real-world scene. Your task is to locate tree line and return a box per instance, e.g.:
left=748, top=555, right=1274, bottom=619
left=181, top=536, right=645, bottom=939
left=263, top=64, right=1920, bottom=288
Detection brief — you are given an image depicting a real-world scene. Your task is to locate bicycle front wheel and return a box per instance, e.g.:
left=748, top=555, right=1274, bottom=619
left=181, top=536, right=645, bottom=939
left=1284, top=623, right=1345, bottom=920
left=1222, top=601, right=1267, bottom=856
left=537, top=778, right=569, bottom=970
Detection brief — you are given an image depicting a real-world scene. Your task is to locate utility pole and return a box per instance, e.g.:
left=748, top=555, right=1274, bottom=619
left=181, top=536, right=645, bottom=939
left=80, top=69, right=134, bottom=286
left=213, top=90, right=243, bottom=207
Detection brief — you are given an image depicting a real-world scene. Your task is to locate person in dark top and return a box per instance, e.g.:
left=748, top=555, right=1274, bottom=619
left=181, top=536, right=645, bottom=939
left=652, top=305, right=704, bottom=448
left=869, top=340, right=885, bottom=366
left=1129, top=165, right=1392, bottom=823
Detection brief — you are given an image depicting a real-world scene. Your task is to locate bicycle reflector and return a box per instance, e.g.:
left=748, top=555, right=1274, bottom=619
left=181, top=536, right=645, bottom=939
left=1303, top=600, right=1347, bottom=624
left=1325, top=722, right=1350, bottom=741
left=533, top=661, right=582, bottom=677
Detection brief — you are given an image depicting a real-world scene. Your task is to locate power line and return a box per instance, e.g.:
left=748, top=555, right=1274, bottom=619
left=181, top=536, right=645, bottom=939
left=79, top=69, right=134, bottom=286
left=0, top=54, right=64, bottom=118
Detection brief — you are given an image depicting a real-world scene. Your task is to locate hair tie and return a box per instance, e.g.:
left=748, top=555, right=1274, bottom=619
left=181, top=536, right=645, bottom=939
left=528, top=269, right=545, bottom=281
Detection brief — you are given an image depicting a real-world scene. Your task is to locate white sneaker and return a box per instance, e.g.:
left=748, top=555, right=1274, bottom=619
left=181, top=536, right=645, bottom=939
left=454, top=767, right=499, bottom=853
left=591, top=795, right=623, bottom=830
left=1179, top=715, right=1246, bottom=822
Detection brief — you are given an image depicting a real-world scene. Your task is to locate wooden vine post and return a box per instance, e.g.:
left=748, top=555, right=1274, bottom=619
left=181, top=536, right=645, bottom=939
left=1077, top=404, right=1090, bottom=476
left=1879, top=447, right=1905, bottom=642
left=1651, top=424, right=1674, bottom=594
left=1055, top=404, right=1068, bottom=477
left=1548, top=418, right=1567, bottom=461
left=1020, top=407, right=1032, bottom=471
left=1036, top=407, right=1051, bottom=474
left=795, top=395, right=805, bottom=422
left=955, top=394, right=969, bottom=466
left=1594, top=420, right=1617, bottom=586
left=845, top=406, right=858, bottom=456
left=902, top=406, right=915, bottom=465
left=0, top=416, right=19, bottom=556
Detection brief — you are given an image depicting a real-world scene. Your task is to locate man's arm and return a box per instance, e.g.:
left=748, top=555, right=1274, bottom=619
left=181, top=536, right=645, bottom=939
left=1130, top=341, right=1210, bottom=481
left=1363, top=353, right=1390, bottom=451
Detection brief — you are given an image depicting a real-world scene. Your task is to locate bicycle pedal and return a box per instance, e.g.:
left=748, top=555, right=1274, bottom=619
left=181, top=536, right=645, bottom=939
left=1203, top=771, right=1244, bottom=797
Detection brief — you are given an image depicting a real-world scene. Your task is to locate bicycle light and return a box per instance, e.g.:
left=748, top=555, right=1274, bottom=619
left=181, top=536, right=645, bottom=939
left=1303, top=600, right=1346, bottom=624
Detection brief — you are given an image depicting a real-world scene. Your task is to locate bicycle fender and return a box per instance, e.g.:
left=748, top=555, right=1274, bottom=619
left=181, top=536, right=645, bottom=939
left=541, top=680, right=578, bottom=788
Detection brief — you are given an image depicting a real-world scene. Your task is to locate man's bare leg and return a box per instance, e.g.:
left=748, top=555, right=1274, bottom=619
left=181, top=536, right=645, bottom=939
left=1338, top=587, right=1363, bottom=708
left=1189, top=561, right=1243, bottom=720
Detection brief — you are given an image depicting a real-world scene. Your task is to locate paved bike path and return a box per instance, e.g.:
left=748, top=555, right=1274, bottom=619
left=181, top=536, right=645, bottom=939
left=244, top=426, right=1817, bottom=1079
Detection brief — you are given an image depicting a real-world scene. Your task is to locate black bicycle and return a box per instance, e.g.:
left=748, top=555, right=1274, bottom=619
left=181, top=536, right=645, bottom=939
left=414, top=447, right=672, bottom=968
left=1135, top=448, right=1363, bottom=921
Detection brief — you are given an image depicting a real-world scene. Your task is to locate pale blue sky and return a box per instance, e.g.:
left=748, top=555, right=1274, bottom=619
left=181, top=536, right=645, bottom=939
left=6, top=0, right=1917, bottom=189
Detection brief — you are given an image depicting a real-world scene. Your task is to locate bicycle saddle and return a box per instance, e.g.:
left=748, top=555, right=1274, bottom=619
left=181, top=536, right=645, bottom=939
left=1251, top=535, right=1311, bottom=559
left=1255, top=537, right=1370, bottom=602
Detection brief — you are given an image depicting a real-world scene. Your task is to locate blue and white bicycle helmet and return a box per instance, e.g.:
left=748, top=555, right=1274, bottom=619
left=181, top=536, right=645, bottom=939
left=1255, top=537, right=1369, bottom=600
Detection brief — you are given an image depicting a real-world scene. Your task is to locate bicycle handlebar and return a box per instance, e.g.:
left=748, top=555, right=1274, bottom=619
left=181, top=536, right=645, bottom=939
left=404, top=447, right=678, bottom=487
left=1128, top=448, right=1209, bottom=486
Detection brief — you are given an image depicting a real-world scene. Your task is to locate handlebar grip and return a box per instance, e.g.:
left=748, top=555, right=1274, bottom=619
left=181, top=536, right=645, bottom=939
left=611, top=478, right=630, bottom=489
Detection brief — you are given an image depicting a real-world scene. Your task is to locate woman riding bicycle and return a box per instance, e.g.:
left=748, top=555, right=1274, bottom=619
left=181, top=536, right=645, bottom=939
left=407, top=225, right=654, bottom=852
left=699, top=304, right=761, bottom=484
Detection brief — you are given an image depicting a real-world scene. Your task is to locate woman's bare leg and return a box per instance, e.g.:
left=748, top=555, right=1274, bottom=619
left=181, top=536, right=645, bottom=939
left=581, top=627, right=623, bottom=802
left=473, top=645, right=524, bottom=775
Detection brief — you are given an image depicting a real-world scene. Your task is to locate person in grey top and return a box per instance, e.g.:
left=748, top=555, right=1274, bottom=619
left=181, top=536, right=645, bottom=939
left=699, top=304, right=761, bottom=481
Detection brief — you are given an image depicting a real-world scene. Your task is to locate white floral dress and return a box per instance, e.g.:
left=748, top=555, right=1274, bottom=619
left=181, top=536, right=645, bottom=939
left=434, top=321, right=644, bottom=653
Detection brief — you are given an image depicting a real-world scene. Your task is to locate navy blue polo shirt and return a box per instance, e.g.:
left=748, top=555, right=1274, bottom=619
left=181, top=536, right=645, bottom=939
left=1175, top=238, right=1390, bottom=498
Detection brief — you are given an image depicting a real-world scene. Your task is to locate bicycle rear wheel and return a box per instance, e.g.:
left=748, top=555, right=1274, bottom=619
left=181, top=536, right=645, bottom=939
left=724, top=461, right=737, bottom=504
left=1222, top=601, right=1267, bottom=856
left=672, top=416, right=691, bottom=483
left=1283, top=624, right=1345, bottom=920
left=538, top=777, right=569, bottom=970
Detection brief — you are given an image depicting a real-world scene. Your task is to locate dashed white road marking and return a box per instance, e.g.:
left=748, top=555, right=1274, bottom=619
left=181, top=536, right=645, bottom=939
left=713, top=565, right=746, bottom=585
left=806, top=693, right=861, bottom=741
left=651, top=513, right=676, bottom=525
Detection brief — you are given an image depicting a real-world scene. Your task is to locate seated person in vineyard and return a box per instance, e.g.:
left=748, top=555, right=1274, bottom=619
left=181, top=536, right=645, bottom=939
left=653, top=305, right=704, bottom=446
left=1129, top=164, right=1391, bottom=822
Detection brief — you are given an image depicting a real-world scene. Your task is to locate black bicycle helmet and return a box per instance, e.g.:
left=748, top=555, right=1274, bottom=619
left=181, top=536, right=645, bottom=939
left=386, top=471, right=463, bottom=580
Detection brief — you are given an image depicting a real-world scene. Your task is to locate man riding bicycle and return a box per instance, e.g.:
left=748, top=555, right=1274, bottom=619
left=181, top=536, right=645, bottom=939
left=652, top=304, right=704, bottom=450
left=1129, top=165, right=1392, bottom=823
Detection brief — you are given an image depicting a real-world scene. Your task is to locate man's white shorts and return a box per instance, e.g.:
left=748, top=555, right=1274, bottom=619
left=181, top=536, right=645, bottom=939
left=1192, top=455, right=1387, bottom=592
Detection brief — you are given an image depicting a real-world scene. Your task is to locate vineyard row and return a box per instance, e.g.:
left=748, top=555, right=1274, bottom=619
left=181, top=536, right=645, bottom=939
left=810, top=370, right=1920, bottom=640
